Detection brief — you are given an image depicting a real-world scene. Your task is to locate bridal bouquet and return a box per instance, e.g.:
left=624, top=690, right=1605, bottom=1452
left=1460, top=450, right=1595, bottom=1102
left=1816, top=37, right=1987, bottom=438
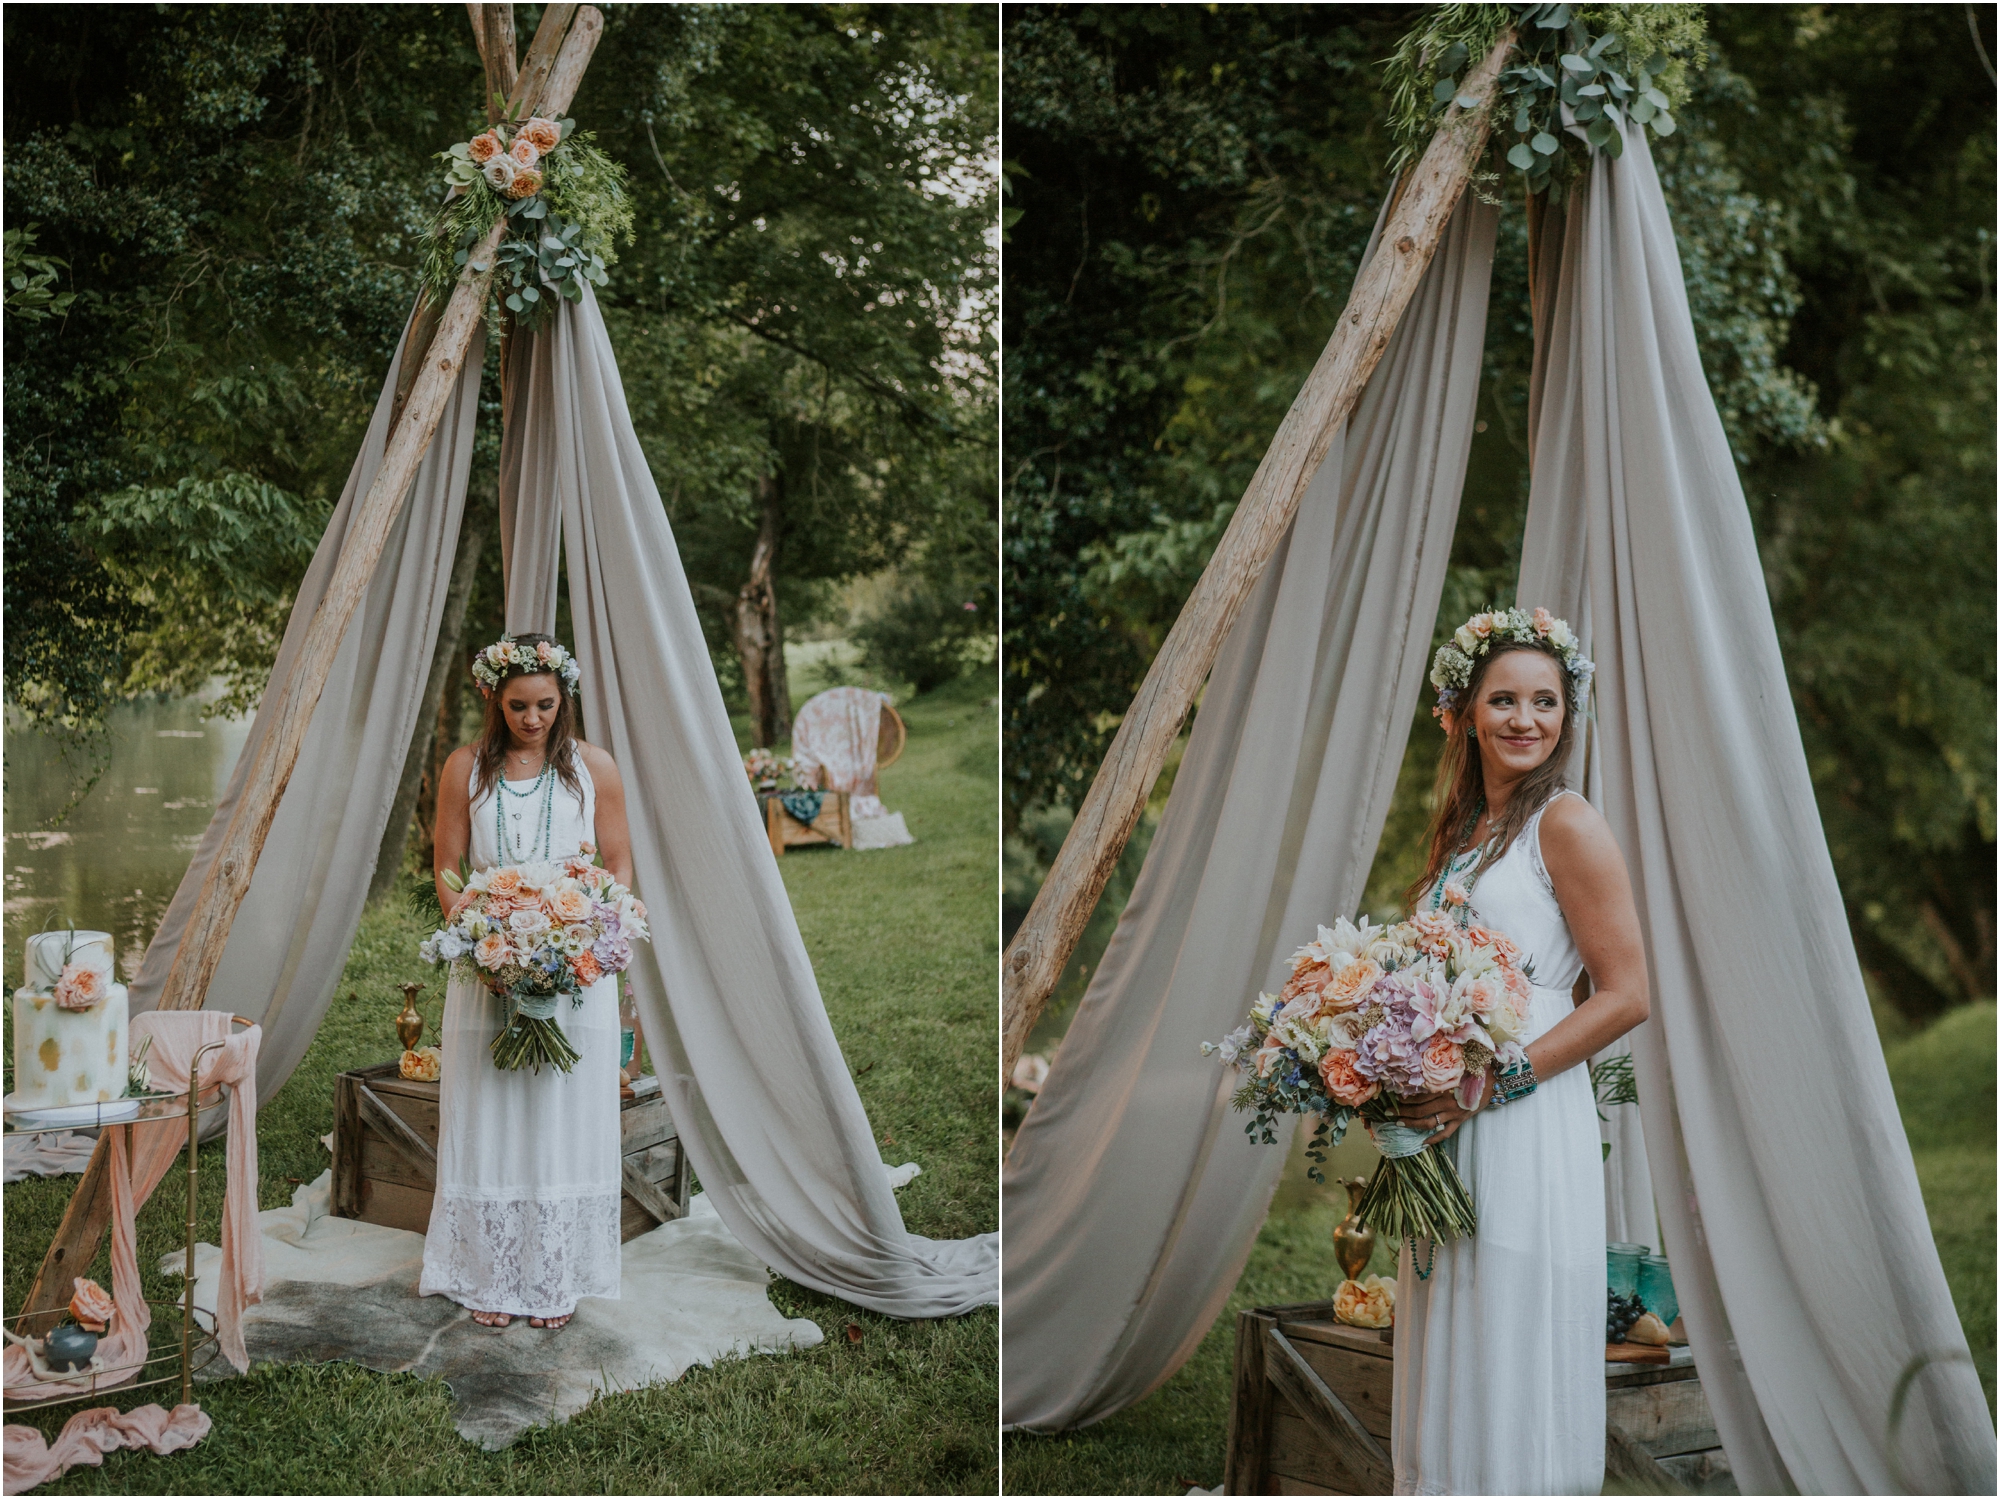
left=1205, top=905, right=1535, bottom=1247
left=419, top=852, right=650, bottom=1074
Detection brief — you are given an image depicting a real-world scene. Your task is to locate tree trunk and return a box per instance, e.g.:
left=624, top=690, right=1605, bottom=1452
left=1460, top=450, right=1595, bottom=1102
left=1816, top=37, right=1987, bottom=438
left=368, top=512, right=488, bottom=903
left=733, top=475, right=791, bottom=747
left=997, top=31, right=1517, bottom=1083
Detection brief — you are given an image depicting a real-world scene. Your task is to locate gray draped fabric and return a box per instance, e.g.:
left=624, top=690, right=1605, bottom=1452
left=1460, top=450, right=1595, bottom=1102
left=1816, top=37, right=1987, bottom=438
left=1517, top=127, right=1993, bottom=1495
left=1001, top=194, right=1497, bottom=1431
left=130, top=315, right=486, bottom=1102
left=501, top=285, right=998, bottom=1317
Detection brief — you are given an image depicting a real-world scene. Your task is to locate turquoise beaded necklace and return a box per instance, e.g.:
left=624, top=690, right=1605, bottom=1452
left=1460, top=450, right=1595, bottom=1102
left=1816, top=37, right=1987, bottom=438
left=495, top=756, right=557, bottom=862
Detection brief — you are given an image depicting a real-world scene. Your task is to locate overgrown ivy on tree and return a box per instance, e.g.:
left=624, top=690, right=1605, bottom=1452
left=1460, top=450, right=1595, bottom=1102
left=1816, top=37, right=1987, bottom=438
left=3, top=4, right=996, bottom=765
left=1002, top=3, right=1992, bottom=1021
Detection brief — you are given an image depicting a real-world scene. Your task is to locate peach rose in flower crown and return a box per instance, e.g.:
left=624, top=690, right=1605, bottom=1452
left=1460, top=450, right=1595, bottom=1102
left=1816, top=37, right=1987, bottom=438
left=519, top=117, right=562, bottom=153
left=467, top=130, right=505, bottom=164
left=1319, top=1047, right=1380, bottom=1106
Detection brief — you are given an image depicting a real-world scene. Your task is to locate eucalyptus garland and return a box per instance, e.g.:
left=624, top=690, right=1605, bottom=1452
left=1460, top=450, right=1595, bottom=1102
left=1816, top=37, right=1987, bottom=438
left=419, top=104, right=632, bottom=330
left=1386, top=3, right=1706, bottom=196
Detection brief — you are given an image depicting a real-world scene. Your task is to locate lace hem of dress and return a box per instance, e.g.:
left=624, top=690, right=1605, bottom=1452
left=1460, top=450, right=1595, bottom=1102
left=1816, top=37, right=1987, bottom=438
left=431, top=1180, right=621, bottom=1205
left=420, top=1191, right=622, bottom=1318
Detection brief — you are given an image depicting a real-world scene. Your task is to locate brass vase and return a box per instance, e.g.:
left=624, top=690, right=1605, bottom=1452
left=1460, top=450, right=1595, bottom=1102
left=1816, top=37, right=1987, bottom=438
left=1332, top=1175, right=1375, bottom=1283
left=395, top=982, right=427, bottom=1051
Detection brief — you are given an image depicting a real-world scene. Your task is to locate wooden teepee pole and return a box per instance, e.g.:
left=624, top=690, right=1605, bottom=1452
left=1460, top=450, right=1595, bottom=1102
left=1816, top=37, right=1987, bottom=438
left=14, top=5, right=608, bottom=1338
left=1000, top=32, right=1516, bottom=1083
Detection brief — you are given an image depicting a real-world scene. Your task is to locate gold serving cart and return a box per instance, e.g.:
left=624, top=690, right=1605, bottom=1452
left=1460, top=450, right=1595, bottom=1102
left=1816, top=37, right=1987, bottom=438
left=3, top=1023, right=245, bottom=1412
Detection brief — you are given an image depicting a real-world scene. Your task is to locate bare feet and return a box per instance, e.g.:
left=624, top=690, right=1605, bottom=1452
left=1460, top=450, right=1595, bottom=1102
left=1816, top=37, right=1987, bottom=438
left=528, top=1312, right=573, bottom=1330
left=470, top=1309, right=513, bottom=1328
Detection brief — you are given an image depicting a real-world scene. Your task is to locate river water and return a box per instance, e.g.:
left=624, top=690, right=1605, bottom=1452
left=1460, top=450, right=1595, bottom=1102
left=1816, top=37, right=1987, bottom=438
left=4, top=697, right=251, bottom=984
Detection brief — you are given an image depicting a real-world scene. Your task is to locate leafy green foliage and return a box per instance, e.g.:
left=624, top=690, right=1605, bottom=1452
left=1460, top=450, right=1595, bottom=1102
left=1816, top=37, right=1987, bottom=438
left=3, top=224, right=77, bottom=321
left=1002, top=3, right=1992, bottom=1025
left=4, top=6, right=994, bottom=750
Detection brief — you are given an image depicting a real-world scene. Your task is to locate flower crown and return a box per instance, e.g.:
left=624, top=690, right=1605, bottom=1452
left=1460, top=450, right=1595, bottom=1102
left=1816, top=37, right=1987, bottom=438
left=472, top=636, right=581, bottom=696
left=1429, top=606, right=1594, bottom=730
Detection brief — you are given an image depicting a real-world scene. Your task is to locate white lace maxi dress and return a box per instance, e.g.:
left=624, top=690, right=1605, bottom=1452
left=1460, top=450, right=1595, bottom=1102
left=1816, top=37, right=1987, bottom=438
left=418, top=760, right=623, bottom=1319
left=1391, top=790, right=1606, bottom=1496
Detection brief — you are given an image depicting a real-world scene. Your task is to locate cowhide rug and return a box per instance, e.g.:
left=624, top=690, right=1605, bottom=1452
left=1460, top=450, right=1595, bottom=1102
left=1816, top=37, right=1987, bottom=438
left=169, top=1172, right=827, bottom=1449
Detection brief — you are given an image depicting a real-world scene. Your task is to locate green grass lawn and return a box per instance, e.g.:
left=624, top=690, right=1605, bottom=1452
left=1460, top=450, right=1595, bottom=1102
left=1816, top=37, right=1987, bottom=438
left=1002, top=1002, right=1997, bottom=1495
left=4, top=670, right=999, bottom=1495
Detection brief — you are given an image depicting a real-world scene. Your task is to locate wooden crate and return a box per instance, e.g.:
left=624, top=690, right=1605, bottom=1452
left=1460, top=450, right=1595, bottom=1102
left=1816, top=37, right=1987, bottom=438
left=760, top=790, right=852, bottom=856
left=1224, top=1300, right=1733, bottom=1496
left=330, top=1061, right=690, bottom=1242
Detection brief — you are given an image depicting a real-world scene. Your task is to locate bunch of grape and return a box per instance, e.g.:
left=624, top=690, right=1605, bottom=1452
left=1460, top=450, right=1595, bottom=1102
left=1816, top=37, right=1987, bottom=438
left=1606, top=1289, right=1647, bottom=1343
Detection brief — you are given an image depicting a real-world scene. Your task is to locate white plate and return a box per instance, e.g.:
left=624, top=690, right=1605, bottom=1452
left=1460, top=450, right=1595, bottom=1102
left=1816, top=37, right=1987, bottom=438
left=3, top=1095, right=143, bottom=1127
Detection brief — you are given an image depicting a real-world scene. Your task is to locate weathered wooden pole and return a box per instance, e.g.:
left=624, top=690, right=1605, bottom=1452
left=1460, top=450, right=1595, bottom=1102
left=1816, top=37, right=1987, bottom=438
left=13, top=3, right=605, bottom=1336
left=1000, top=32, right=1517, bottom=1083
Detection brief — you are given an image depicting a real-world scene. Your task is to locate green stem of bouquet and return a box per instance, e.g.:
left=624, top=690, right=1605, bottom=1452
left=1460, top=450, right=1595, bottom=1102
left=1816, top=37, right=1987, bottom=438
left=490, top=1013, right=581, bottom=1074
left=1353, top=1123, right=1479, bottom=1244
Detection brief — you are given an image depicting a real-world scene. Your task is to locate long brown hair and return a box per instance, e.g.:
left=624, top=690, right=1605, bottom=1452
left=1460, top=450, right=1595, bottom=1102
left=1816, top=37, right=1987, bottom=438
left=470, top=633, right=585, bottom=803
left=1403, top=640, right=1579, bottom=912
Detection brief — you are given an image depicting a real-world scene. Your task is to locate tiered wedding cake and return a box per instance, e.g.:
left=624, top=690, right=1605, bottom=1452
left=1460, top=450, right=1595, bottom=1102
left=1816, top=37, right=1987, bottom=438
left=11, top=930, right=130, bottom=1110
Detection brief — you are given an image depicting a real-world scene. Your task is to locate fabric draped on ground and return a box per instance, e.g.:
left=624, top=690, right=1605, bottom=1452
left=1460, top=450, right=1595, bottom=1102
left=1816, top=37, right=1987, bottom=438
left=165, top=1171, right=824, bottom=1450
left=1000, top=192, right=1496, bottom=1431
left=498, top=285, right=993, bottom=1317
left=1516, top=123, right=1993, bottom=1495
left=3, top=1403, right=210, bottom=1496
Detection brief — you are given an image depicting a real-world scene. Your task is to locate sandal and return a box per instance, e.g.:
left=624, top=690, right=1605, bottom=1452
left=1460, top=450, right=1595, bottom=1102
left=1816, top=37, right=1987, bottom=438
left=470, top=1309, right=513, bottom=1328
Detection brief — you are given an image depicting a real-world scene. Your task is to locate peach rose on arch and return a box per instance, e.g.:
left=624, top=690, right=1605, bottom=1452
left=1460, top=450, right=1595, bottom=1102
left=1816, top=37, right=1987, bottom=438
left=508, top=136, right=540, bottom=169
left=467, top=130, right=505, bottom=163
left=519, top=117, right=562, bottom=153
left=506, top=167, right=543, bottom=199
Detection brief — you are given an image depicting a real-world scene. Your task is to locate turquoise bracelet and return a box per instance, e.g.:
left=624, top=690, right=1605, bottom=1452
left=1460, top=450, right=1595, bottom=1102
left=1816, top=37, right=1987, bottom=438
left=1485, top=1061, right=1539, bottom=1109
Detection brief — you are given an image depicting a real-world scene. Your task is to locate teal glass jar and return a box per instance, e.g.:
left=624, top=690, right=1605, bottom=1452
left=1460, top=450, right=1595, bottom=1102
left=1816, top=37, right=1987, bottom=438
left=1607, top=1241, right=1648, bottom=1297
left=1638, top=1254, right=1678, bottom=1327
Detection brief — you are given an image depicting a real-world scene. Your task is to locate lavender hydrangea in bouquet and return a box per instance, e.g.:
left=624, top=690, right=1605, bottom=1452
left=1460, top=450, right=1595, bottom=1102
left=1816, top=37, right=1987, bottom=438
left=1205, top=901, right=1535, bottom=1250
left=420, top=846, right=650, bottom=1074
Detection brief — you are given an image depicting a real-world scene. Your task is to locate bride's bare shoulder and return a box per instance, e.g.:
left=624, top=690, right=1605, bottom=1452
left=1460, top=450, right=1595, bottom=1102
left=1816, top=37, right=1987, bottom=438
left=574, top=740, right=620, bottom=778
left=441, top=744, right=477, bottom=777
left=1538, top=790, right=1623, bottom=880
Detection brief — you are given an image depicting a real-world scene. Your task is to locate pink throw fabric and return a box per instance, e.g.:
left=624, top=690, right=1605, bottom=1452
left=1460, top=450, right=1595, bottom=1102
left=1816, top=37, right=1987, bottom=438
left=792, top=687, right=887, bottom=811
left=3, top=1403, right=210, bottom=1494
left=2, top=1015, right=261, bottom=1405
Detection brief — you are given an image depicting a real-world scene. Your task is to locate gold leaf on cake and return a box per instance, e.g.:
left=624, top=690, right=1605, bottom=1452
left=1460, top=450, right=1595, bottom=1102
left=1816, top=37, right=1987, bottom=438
left=39, top=1037, right=61, bottom=1072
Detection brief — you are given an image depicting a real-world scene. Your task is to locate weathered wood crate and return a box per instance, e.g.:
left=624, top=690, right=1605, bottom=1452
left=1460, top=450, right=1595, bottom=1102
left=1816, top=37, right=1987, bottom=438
left=760, top=790, right=852, bottom=856
left=1224, top=1300, right=1734, bottom=1496
left=330, top=1061, right=689, bottom=1242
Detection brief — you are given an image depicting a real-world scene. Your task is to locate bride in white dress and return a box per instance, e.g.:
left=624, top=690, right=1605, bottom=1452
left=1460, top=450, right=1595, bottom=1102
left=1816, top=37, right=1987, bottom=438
left=1387, top=611, right=1652, bottom=1496
left=419, top=633, right=634, bottom=1330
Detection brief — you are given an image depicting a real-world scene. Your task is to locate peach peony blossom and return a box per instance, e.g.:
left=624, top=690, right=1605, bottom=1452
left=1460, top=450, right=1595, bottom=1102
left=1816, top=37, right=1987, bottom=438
left=509, top=137, right=540, bottom=169
left=399, top=1046, right=442, bottom=1082
left=468, top=130, right=505, bottom=163
left=1419, top=1034, right=1465, bottom=1092
left=1319, top=1048, right=1380, bottom=1106
left=1333, top=1274, right=1395, bottom=1329
left=1323, top=958, right=1382, bottom=1012
left=69, top=1278, right=113, bottom=1333
left=474, top=932, right=510, bottom=969
left=506, top=167, right=543, bottom=199
left=519, top=117, right=562, bottom=153
left=53, top=963, right=106, bottom=1011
